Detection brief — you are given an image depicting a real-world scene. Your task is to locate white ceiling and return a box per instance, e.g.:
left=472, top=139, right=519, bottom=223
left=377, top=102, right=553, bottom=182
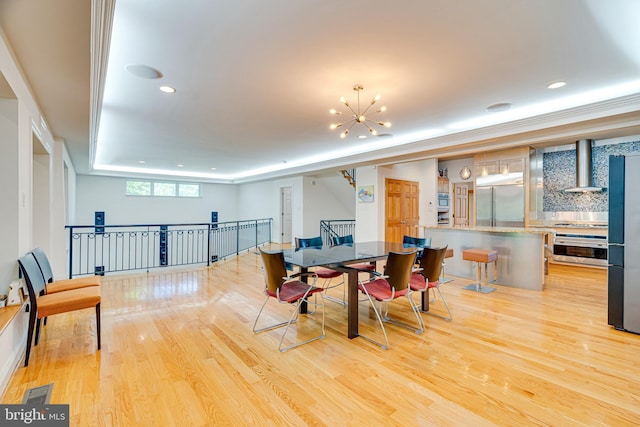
left=2, top=0, right=640, bottom=183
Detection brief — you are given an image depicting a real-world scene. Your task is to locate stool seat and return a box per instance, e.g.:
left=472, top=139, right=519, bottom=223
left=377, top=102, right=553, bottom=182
left=462, top=248, right=498, bottom=293
left=462, top=248, right=497, bottom=263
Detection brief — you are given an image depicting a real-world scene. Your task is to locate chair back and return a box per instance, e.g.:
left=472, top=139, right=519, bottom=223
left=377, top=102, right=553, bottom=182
left=402, top=235, right=432, bottom=248
left=31, top=247, right=54, bottom=283
left=331, top=234, right=354, bottom=246
left=259, top=248, right=288, bottom=294
left=295, top=236, right=323, bottom=249
left=17, top=254, right=47, bottom=309
left=418, top=246, right=448, bottom=282
left=383, top=251, right=417, bottom=292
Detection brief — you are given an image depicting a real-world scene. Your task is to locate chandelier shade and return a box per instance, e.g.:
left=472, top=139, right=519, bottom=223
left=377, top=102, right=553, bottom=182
left=329, top=84, right=391, bottom=139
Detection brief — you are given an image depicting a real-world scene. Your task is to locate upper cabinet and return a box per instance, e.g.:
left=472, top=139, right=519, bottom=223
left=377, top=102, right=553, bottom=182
left=437, top=177, right=449, bottom=194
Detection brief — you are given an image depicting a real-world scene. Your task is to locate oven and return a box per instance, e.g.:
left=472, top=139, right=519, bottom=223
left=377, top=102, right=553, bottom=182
left=437, top=193, right=449, bottom=210
left=553, top=233, right=608, bottom=266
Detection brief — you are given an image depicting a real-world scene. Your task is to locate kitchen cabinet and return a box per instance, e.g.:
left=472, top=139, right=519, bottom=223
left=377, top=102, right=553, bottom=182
left=438, top=177, right=449, bottom=193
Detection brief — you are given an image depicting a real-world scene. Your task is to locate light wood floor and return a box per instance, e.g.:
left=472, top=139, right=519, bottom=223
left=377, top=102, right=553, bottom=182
left=3, top=246, right=640, bottom=426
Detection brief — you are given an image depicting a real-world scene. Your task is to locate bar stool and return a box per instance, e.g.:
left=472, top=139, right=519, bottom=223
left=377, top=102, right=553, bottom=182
left=462, top=248, right=497, bottom=293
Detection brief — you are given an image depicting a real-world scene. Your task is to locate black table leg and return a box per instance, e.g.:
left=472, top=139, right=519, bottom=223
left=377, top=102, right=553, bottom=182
left=347, top=269, right=359, bottom=338
left=299, top=266, right=308, bottom=314
left=421, top=289, right=430, bottom=312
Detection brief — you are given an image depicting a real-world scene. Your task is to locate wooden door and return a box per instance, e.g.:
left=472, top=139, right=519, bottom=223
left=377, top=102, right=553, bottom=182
left=454, top=183, right=469, bottom=226
left=385, top=178, right=420, bottom=242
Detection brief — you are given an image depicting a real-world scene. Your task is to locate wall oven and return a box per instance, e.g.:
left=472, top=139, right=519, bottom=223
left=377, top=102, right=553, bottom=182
left=553, top=233, right=608, bottom=267
left=437, top=193, right=449, bottom=210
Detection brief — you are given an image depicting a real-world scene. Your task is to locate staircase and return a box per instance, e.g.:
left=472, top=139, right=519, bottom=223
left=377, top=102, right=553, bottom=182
left=341, top=169, right=356, bottom=189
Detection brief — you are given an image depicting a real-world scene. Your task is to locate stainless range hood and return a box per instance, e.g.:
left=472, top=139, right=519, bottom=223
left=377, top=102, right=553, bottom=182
left=564, top=139, right=603, bottom=192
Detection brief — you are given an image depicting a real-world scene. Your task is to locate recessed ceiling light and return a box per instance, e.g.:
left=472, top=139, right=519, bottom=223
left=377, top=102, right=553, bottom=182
left=358, top=135, right=367, bottom=139
left=160, top=85, right=176, bottom=93
left=210, top=167, right=217, bottom=171
left=547, top=81, right=567, bottom=89
left=486, top=102, right=513, bottom=112
left=177, top=164, right=184, bottom=168
left=126, top=64, right=163, bottom=79
left=138, top=160, right=145, bottom=164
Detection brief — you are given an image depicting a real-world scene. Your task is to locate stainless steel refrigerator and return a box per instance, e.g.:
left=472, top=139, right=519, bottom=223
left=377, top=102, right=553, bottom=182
left=475, top=172, right=525, bottom=227
left=608, top=154, right=640, bottom=333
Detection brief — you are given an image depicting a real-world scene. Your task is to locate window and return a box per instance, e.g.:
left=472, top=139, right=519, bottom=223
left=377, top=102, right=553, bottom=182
left=154, top=182, right=176, bottom=197
left=125, top=180, right=200, bottom=198
left=178, top=183, right=200, bottom=197
left=126, top=180, right=151, bottom=196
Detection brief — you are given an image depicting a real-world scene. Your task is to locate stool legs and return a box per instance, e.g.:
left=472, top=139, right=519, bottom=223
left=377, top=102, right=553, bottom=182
left=463, top=261, right=496, bottom=294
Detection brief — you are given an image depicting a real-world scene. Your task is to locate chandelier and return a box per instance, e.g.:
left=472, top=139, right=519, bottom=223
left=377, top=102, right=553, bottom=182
left=329, top=84, right=391, bottom=139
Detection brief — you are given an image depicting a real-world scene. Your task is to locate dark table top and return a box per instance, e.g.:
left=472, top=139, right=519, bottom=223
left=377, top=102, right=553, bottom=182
left=283, top=241, right=418, bottom=268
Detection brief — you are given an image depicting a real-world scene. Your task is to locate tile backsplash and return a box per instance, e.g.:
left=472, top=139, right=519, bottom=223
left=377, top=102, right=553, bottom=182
left=543, top=140, right=640, bottom=212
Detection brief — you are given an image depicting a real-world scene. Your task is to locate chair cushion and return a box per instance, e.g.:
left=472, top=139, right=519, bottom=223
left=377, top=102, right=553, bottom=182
left=267, top=280, right=323, bottom=303
left=359, top=278, right=408, bottom=301
left=410, top=273, right=427, bottom=291
left=37, top=286, right=102, bottom=318
left=315, top=267, right=342, bottom=279
left=410, top=273, right=439, bottom=291
left=46, top=277, right=102, bottom=294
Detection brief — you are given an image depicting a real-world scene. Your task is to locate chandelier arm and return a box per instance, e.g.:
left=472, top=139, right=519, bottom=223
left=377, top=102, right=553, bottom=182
left=343, top=103, right=359, bottom=117
left=361, top=102, right=377, bottom=116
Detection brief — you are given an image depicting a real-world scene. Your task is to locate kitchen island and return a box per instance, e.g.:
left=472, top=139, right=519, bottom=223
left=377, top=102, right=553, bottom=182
left=420, top=226, right=554, bottom=291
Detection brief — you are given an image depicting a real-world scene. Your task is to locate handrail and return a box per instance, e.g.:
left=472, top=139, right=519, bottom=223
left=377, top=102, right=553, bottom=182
left=65, top=218, right=272, bottom=278
left=320, top=219, right=355, bottom=246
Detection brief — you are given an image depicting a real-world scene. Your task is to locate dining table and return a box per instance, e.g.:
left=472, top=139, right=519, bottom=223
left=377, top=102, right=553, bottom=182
left=283, top=241, right=424, bottom=339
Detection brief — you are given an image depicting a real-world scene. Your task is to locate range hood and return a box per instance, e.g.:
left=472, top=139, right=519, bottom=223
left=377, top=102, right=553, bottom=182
left=564, top=139, right=603, bottom=192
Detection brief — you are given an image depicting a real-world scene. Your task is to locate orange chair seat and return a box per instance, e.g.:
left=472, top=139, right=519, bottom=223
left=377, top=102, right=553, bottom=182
left=46, top=276, right=101, bottom=293
left=37, top=287, right=102, bottom=318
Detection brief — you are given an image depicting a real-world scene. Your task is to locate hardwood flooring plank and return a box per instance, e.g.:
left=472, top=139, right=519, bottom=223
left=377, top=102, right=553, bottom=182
left=3, top=250, right=640, bottom=426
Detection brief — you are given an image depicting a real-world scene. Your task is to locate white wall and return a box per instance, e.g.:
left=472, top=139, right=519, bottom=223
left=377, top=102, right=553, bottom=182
left=73, top=173, right=355, bottom=247
left=0, top=97, right=19, bottom=294
left=356, top=160, right=438, bottom=242
left=355, top=166, right=382, bottom=241
left=75, top=175, right=240, bottom=225
left=237, top=174, right=355, bottom=243
left=302, top=175, right=354, bottom=238
left=1, top=29, right=68, bottom=396
left=438, top=158, right=475, bottom=187
left=238, top=176, right=302, bottom=243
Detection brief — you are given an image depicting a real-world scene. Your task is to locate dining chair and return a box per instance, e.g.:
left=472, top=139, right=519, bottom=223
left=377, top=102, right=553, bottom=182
left=402, top=235, right=432, bottom=261
left=410, top=246, right=452, bottom=321
left=253, top=248, right=325, bottom=352
left=295, top=236, right=346, bottom=305
left=357, top=250, right=423, bottom=349
left=17, top=253, right=102, bottom=367
left=295, top=236, right=323, bottom=248
left=31, top=247, right=101, bottom=326
left=31, top=247, right=101, bottom=293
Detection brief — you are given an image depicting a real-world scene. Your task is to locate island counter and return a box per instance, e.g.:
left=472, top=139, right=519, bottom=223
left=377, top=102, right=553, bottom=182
left=420, top=226, right=554, bottom=291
